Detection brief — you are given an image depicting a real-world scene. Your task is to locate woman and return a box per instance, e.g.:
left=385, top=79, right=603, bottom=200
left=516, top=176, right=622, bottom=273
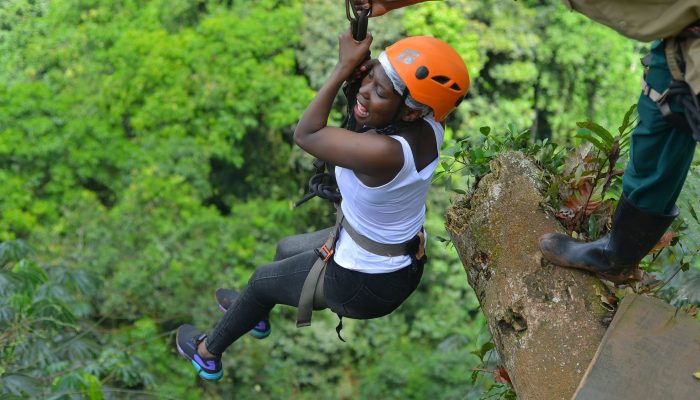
left=175, top=28, right=469, bottom=381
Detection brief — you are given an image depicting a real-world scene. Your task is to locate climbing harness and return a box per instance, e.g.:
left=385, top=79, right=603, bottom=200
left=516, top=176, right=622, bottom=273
left=295, top=2, right=371, bottom=208
left=641, top=21, right=700, bottom=141
left=296, top=204, right=425, bottom=339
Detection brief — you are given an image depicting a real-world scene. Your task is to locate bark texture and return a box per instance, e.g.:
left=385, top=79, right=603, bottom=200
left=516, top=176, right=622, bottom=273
left=445, top=152, right=610, bottom=400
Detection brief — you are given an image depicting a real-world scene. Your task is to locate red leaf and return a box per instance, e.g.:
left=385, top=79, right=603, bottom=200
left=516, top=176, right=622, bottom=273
left=684, top=304, right=697, bottom=317
left=650, top=231, right=676, bottom=253
left=493, top=365, right=512, bottom=385
left=583, top=199, right=601, bottom=215
left=562, top=185, right=601, bottom=216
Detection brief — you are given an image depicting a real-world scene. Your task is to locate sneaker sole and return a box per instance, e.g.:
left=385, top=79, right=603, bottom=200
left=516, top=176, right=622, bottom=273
left=176, top=341, right=223, bottom=381
left=250, top=327, right=271, bottom=339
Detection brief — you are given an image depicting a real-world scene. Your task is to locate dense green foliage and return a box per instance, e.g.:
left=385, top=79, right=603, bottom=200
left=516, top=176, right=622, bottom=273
left=1, top=0, right=698, bottom=398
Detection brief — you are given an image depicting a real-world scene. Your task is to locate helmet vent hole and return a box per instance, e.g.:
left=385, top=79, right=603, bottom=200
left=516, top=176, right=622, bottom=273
left=431, top=75, right=450, bottom=85
left=450, top=83, right=461, bottom=91
left=415, top=66, right=429, bottom=79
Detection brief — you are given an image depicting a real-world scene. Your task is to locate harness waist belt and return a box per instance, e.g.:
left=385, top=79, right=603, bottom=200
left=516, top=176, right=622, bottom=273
left=341, top=219, right=417, bottom=257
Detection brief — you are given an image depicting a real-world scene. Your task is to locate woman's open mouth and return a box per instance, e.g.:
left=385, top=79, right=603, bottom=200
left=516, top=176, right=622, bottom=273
left=354, top=102, right=369, bottom=119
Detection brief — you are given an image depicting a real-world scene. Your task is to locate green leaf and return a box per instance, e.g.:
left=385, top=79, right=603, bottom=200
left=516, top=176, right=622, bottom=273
left=83, top=373, right=103, bottom=400
left=470, top=147, right=486, bottom=161
left=577, top=121, right=614, bottom=147
left=575, top=131, right=607, bottom=153
left=587, top=214, right=600, bottom=239
left=2, top=373, right=41, bottom=396
left=618, top=103, right=637, bottom=135
left=0, top=269, right=20, bottom=295
left=0, top=241, right=30, bottom=265
left=688, top=204, right=699, bottom=224
left=479, top=126, right=491, bottom=136
left=620, top=135, right=631, bottom=149
left=471, top=341, right=495, bottom=362
left=471, top=369, right=480, bottom=385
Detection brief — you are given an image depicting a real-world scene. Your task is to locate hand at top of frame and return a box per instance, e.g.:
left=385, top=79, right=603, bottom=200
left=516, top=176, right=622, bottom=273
left=352, top=0, right=437, bottom=17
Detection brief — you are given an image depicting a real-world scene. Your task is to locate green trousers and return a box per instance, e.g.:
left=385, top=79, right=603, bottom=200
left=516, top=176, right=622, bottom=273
left=623, top=40, right=697, bottom=215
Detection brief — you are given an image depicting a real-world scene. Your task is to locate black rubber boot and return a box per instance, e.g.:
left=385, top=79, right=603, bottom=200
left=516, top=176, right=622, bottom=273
left=539, top=196, right=678, bottom=284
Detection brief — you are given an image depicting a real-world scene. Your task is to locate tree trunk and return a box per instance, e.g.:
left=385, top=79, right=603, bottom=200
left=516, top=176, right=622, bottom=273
left=445, top=152, right=611, bottom=400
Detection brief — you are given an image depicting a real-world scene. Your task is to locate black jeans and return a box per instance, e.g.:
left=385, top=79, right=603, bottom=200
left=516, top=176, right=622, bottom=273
left=324, top=257, right=423, bottom=319
left=205, top=228, right=424, bottom=356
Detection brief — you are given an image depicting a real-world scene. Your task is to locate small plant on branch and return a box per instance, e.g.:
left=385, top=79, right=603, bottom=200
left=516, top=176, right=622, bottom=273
left=550, top=104, right=636, bottom=239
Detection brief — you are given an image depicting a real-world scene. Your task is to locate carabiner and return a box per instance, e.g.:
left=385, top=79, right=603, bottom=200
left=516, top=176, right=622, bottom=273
left=345, top=0, right=371, bottom=41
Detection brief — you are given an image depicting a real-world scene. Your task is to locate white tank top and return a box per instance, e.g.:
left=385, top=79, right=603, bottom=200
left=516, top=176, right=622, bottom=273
left=333, top=117, right=444, bottom=273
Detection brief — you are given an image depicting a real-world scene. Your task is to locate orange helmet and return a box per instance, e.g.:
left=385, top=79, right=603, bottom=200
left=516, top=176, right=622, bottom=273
left=385, top=36, right=469, bottom=121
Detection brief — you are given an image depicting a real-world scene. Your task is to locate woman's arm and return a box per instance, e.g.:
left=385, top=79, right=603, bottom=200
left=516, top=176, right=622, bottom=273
left=294, top=30, right=403, bottom=178
left=294, top=29, right=369, bottom=145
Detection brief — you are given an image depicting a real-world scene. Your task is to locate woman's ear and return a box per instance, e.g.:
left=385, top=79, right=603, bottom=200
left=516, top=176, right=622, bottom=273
left=401, top=107, right=423, bottom=122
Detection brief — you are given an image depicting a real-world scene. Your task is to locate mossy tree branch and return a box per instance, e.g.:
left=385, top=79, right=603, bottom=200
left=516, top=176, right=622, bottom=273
left=445, top=151, right=611, bottom=400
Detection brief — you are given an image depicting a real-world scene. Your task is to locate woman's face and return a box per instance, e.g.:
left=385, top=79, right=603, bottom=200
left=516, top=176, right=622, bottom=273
left=354, top=63, right=404, bottom=128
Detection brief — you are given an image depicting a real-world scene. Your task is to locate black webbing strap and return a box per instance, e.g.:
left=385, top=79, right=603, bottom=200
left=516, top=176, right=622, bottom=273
left=661, top=80, right=700, bottom=138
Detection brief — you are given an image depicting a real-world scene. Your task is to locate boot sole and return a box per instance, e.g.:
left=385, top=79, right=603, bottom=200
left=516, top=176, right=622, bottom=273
left=559, top=264, right=641, bottom=285
left=538, top=236, right=641, bottom=285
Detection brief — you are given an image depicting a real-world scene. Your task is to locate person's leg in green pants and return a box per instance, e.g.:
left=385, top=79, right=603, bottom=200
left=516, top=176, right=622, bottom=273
left=539, top=40, right=696, bottom=283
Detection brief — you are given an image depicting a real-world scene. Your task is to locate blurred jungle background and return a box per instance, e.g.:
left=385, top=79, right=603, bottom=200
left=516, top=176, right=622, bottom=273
left=1, top=0, right=698, bottom=399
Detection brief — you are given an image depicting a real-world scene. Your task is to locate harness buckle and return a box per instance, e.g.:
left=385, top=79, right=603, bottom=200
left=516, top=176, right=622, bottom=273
left=641, top=77, right=669, bottom=104
left=316, top=245, right=334, bottom=262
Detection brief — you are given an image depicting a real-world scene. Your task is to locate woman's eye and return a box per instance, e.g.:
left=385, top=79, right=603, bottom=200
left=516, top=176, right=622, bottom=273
left=375, top=86, right=386, bottom=98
